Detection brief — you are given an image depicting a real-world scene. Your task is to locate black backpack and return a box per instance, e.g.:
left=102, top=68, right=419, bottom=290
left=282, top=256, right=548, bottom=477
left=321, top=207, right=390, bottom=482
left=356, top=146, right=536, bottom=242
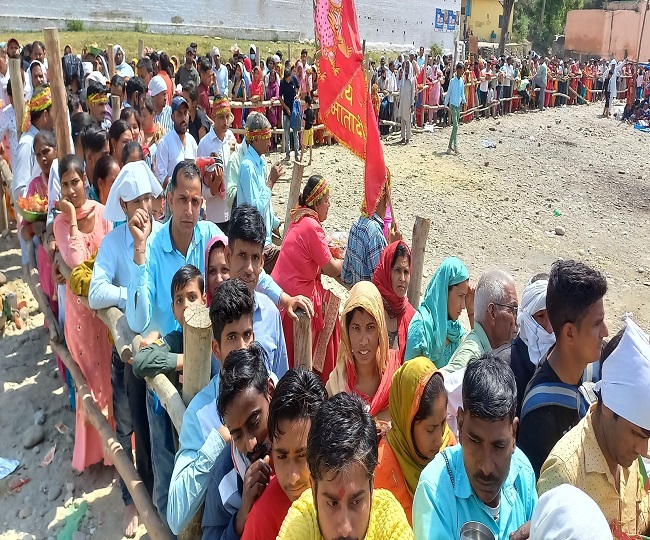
left=62, top=53, right=84, bottom=88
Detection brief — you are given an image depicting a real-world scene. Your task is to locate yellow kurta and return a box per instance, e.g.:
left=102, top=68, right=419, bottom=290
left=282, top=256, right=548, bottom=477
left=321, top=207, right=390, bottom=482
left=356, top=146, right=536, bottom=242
left=538, top=406, right=650, bottom=535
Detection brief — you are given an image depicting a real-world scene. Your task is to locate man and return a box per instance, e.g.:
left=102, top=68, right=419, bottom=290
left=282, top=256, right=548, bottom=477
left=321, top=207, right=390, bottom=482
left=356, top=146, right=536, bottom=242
left=533, top=57, right=548, bottom=110
left=341, top=181, right=400, bottom=286
left=0, top=81, right=18, bottom=164
left=495, top=274, right=555, bottom=417
left=378, top=66, right=397, bottom=136
left=502, top=56, right=514, bottom=114
left=442, top=269, right=519, bottom=376
left=6, top=37, right=20, bottom=59
left=86, top=83, right=111, bottom=130
left=124, top=76, right=146, bottom=112
left=414, top=353, right=537, bottom=539
left=537, top=320, right=650, bottom=536
left=211, top=47, right=229, bottom=97
left=444, top=62, right=466, bottom=155
left=417, top=46, right=426, bottom=68
left=243, top=368, right=327, bottom=539
left=277, top=393, right=413, bottom=539
left=197, top=95, right=237, bottom=230
left=518, top=259, right=608, bottom=477
left=202, top=344, right=276, bottom=539
left=110, top=74, right=126, bottom=105
left=127, top=160, right=221, bottom=337
left=279, top=68, right=300, bottom=161
left=88, top=161, right=162, bottom=536
left=197, top=58, right=212, bottom=117
left=155, top=96, right=197, bottom=188
left=175, top=46, right=200, bottom=88
left=136, top=57, right=154, bottom=87
left=149, top=74, right=172, bottom=133
left=300, top=48, right=311, bottom=72
left=237, top=112, right=284, bottom=273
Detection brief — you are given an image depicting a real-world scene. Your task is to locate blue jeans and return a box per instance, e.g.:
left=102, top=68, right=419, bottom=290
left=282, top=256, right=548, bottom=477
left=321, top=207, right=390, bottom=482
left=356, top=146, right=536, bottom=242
left=112, top=349, right=133, bottom=506
left=146, top=387, right=177, bottom=531
left=282, top=114, right=299, bottom=159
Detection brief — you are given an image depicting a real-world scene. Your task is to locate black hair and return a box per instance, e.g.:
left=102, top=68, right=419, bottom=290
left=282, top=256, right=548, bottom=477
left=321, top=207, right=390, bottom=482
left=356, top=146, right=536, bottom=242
left=298, top=174, right=324, bottom=207
left=391, top=241, right=411, bottom=268
left=86, top=83, right=109, bottom=98
left=413, top=372, right=447, bottom=424
left=109, top=119, right=131, bottom=150
left=67, top=91, right=82, bottom=116
left=276, top=50, right=283, bottom=60
left=143, top=94, right=155, bottom=115
left=345, top=306, right=372, bottom=335
left=137, top=57, right=153, bottom=74
left=209, top=278, right=254, bottom=342
left=93, top=153, right=118, bottom=193
left=529, top=272, right=550, bottom=283
left=122, top=141, right=145, bottom=164
left=601, top=328, right=624, bottom=364
left=159, top=52, right=173, bottom=78
left=120, top=108, right=141, bottom=129
left=182, top=81, right=198, bottom=103
left=32, top=40, right=45, bottom=52
left=307, top=392, right=378, bottom=482
left=6, top=79, right=11, bottom=98
left=546, top=260, right=608, bottom=335
left=268, top=368, right=327, bottom=442
left=199, top=58, right=212, bottom=73
left=82, top=126, right=109, bottom=158
left=58, top=154, right=85, bottom=180
left=227, top=204, right=266, bottom=250
left=305, top=94, right=312, bottom=106
left=126, top=76, right=146, bottom=100
left=301, top=49, right=308, bottom=56
left=170, top=264, right=204, bottom=300
left=217, top=343, right=270, bottom=421
left=283, top=68, right=292, bottom=80
left=149, top=52, right=160, bottom=65
left=170, top=160, right=201, bottom=191
left=462, top=352, right=517, bottom=423
left=110, top=74, right=125, bottom=91
left=71, top=112, right=97, bottom=145
left=33, top=130, right=56, bottom=151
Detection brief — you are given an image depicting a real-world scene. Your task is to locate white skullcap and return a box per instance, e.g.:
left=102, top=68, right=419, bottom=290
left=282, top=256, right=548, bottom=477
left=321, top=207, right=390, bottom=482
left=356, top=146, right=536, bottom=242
left=517, top=279, right=555, bottom=366
left=598, top=318, right=650, bottom=431
left=149, top=75, right=167, bottom=97
left=212, top=46, right=220, bottom=57
left=104, top=161, right=163, bottom=222
left=86, top=70, right=108, bottom=87
left=530, top=485, right=611, bottom=540
left=82, top=62, right=93, bottom=76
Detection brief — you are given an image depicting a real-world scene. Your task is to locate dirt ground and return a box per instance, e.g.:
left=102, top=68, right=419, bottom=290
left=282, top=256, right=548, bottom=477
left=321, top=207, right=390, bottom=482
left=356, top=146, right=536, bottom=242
left=1, top=100, right=648, bottom=539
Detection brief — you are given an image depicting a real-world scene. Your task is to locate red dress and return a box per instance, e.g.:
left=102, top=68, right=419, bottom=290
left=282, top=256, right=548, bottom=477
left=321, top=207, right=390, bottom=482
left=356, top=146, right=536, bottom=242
left=241, top=476, right=292, bottom=540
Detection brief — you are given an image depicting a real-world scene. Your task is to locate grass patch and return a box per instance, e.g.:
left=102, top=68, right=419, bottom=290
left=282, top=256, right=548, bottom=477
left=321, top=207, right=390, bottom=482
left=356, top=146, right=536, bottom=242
left=65, top=20, right=84, bottom=32
left=133, top=21, right=148, bottom=34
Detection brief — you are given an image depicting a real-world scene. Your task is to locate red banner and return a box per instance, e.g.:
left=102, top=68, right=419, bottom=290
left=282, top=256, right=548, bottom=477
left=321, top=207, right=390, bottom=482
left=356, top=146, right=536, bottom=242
left=314, top=0, right=388, bottom=216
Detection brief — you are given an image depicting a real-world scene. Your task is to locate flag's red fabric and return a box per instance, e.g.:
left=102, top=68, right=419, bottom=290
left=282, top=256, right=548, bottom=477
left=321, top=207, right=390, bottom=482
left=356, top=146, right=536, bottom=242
left=314, top=0, right=388, bottom=216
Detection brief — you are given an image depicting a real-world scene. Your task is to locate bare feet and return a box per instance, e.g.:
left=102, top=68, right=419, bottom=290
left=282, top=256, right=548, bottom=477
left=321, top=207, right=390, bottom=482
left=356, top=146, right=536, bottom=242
left=123, top=504, right=139, bottom=538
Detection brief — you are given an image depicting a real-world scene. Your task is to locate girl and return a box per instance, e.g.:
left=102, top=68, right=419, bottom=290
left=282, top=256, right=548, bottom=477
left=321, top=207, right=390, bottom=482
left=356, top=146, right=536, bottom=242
left=248, top=66, right=265, bottom=115
left=204, top=236, right=230, bottom=306
left=53, top=155, right=113, bottom=472
left=120, top=108, right=142, bottom=146
left=108, top=119, right=133, bottom=167
left=231, top=62, right=247, bottom=133
left=92, top=154, right=120, bottom=205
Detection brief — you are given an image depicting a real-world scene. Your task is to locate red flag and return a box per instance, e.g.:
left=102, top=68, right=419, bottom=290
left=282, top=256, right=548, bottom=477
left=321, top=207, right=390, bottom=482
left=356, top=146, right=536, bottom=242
left=314, top=0, right=388, bottom=216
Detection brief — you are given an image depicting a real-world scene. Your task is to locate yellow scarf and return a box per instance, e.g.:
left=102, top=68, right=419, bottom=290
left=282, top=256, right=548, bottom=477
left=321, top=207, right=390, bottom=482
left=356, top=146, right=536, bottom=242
left=386, top=357, right=453, bottom=497
left=277, top=488, right=414, bottom=540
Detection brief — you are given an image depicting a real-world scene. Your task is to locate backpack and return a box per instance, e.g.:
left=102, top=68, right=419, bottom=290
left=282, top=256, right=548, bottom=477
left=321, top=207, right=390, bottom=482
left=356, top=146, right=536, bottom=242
left=290, top=98, right=301, bottom=131
left=62, top=53, right=83, bottom=88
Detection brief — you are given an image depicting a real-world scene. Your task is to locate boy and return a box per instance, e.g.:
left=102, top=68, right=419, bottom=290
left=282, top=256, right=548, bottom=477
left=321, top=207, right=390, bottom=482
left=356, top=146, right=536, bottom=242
left=166, top=278, right=255, bottom=534
left=242, top=369, right=327, bottom=539
left=300, top=94, right=314, bottom=166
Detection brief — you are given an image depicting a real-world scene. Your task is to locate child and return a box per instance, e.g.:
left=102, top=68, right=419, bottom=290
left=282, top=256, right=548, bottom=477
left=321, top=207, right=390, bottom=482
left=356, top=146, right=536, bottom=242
left=487, top=85, right=496, bottom=118
left=204, top=235, right=230, bottom=306
left=300, top=94, right=314, bottom=165
left=53, top=154, right=113, bottom=472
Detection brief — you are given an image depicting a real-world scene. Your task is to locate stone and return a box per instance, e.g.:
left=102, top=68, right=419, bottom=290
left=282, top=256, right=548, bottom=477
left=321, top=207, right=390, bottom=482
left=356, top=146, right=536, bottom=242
left=71, top=533, right=85, bottom=540
left=65, top=482, right=75, bottom=493
left=555, top=226, right=566, bottom=236
left=34, top=409, right=46, bottom=425
left=484, top=161, right=489, bottom=167
left=0, top=272, right=6, bottom=286
left=21, top=535, right=35, bottom=540
left=278, top=197, right=285, bottom=205
left=47, top=484, right=63, bottom=501
left=578, top=249, right=586, bottom=256
left=33, top=445, right=40, bottom=454
left=19, top=506, right=33, bottom=519
left=638, top=267, right=645, bottom=274
left=23, top=425, right=44, bottom=449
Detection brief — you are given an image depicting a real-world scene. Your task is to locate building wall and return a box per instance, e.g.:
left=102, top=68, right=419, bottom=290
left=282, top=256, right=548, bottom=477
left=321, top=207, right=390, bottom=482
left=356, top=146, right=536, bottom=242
left=0, top=0, right=461, bottom=49
left=565, top=3, right=650, bottom=60
left=467, top=0, right=513, bottom=42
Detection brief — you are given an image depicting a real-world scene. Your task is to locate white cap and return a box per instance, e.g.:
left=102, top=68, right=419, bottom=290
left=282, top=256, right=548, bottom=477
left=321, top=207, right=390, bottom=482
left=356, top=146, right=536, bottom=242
left=104, top=161, right=163, bottom=222
left=86, top=70, right=108, bottom=87
left=212, top=46, right=220, bottom=57
left=598, top=318, right=650, bottom=431
left=149, top=75, right=167, bottom=97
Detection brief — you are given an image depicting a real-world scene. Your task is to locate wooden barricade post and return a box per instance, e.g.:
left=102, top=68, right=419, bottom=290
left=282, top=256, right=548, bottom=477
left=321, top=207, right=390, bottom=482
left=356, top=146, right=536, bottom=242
left=43, top=28, right=72, bottom=157
left=8, top=58, right=25, bottom=138
left=111, top=95, right=121, bottom=122
left=293, top=309, right=313, bottom=370
left=181, top=304, right=212, bottom=406
left=138, top=39, right=145, bottom=60
left=108, top=43, right=116, bottom=78
left=407, top=216, right=431, bottom=308
left=0, top=159, right=11, bottom=231
left=283, top=161, right=304, bottom=237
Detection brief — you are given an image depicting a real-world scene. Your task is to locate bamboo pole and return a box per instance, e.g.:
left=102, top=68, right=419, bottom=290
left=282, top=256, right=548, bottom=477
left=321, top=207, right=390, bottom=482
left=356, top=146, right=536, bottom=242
left=23, top=244, right=61, bottom=343
left=138, top=39, right=145, bottom=60
left=181, top=304, right=212, bottom=406
left=108, top=43, right=116, bottom=79
left=283, top=161, right=304, bottom=237
left=146, top=373, right=185, bottom=433
left=407, top=216, right=431, bottom=308
left=50, top=340, right=173, bottom=540
left=43, top=28, right=72, bottom=157
left=8, top=58, right=24, bottom=138
left=293, top=308, right=313, bottom=370
left=0, top=159, right=10, bottom=231
left=111, top=95, right=121, bottom=122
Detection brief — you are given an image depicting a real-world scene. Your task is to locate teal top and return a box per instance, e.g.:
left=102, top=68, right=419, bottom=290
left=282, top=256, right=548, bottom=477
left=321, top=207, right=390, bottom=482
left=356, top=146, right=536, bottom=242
left=404, top=256, right=469, bottom=367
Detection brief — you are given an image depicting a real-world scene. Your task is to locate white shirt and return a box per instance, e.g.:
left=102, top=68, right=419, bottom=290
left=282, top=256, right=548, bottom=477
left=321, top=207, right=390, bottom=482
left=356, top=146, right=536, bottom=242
left=480, top=69, right=491, bottom=92
left=12, top=125, right=40, bottom=202
left=196, top=127, right=237, bottom=223
left=155, top=129, right=198, bottom=185
left=0, top=68, right=9, bottom=109
left=503, top=64, right=514, bottom=87
left=0, top=104, right=18, bottom=163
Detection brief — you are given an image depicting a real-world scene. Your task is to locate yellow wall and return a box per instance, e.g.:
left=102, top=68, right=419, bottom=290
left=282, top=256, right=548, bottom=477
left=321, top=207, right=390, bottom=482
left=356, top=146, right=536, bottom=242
left=467, top=0, right=513, bottom=42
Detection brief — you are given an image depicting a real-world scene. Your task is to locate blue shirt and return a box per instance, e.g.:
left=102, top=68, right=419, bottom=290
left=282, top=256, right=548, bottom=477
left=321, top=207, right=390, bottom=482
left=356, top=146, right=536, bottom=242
left=444, top=76, right=467, bottom=107
left=237, top=145, right=279, bottom=246
left=127, top=219, right=223, bottom=336
left=253, top=291, right=289, bottom=379
left=89, top=221, right=163, bottom=311
left=155, top=105, right=173, bottom=134
left=414, top=445, right=537, bottom=540
left=341, top=213, right=387, bottom=286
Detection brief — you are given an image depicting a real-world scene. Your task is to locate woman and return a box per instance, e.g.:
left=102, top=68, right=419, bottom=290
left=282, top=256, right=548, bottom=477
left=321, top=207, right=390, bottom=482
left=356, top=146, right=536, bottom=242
left=248, top=66, right=265, bottom=115
left=113, top=45, right=135, bottom=79
left=326, top=281, right=401, bottom=422
left=405, top=257, right=471, bottom=367
left=428, top=62, right=443, bottom=124
left=92, top=154, right=120, bottom=204
left=108, top=119, right=133, bottom=167
left=25, top=60, right=46, bottom=99
left=231, top=62, right=247, bottom=132
left=463, top=63, right=476, bottom=122
left=266, top=69, right=281, bottom=149
left=205, top=236, right=230, bottom=306
left=141, top=95, right=165, bottom=171
left=371, top=83, right=381, bottom=124
left=375, top=357, right=455, bottom=524
left=271, top=175, right=342, bottom=382
left=372, top=241, right=415, bottom=362
left=53, top=155, right=113, bottom=471
left=120, top=108, right=142, bottom=145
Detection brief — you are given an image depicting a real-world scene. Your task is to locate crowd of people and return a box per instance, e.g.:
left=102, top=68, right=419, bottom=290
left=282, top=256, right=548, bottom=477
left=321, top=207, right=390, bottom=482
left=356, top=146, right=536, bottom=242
left=1, top=35, right=650, bottom=540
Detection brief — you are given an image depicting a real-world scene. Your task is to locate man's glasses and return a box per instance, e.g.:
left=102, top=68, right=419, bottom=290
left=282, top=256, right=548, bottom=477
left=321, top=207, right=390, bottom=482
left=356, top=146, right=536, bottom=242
left=494, top=302, right=519, bottom=317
